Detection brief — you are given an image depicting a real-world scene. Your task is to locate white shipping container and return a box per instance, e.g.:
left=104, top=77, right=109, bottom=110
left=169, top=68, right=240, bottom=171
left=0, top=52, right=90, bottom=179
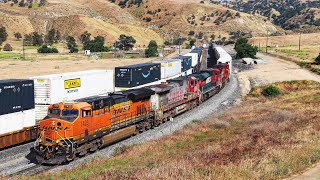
left=23, top=109, right=36, bottom=128
left=115, top=79, right=162, bottom=92
left=35, top=104, right=49, bottom=122
left=153, top=59, right=182, bottom=79
left=182, top=69, right=193, bottom=76
left=31, top=70, right=114, bottom=105
left=184, top=53, right=198, bottom=67
left=0, top=111, right=24, bottom=135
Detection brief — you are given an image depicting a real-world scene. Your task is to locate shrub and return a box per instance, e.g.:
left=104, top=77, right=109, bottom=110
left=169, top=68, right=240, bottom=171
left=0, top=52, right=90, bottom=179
left=145, top=40, right=158, bottom=58
left=235, top=37, right=257, bottom=59
left=3, top=43, right=13, bottom=51
left=37, top=45, right=58, bottom=53
left=315, top=54, right=320, bottom=64
left=261, top=85, right=280, bottom=97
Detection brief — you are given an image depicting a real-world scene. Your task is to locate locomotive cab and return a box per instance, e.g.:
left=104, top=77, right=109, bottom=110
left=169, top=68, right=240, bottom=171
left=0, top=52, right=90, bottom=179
left=35, top=102, right=94, bottom=164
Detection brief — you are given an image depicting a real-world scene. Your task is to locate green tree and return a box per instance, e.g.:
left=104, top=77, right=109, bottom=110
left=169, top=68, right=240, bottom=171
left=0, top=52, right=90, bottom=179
left=84, top=36, right=109, bottom=52
left=46, top=29, right=56, bottom=45
left=37, top=45, right=58, bottom=53
left=145, top=40, right=158, bottom=57
left=14, top=32, right=22, bottom=41
left=316, top=54, right=320, bottom=64
left=234, top=37, right=248, bottom=50
left=66, top=36, right=78, bottom=53
left=235, top=43, right=258, bottom=59
left=0, top=26, right=8, bottom=46
left=116, top=34, right=136, bottom=51
left=80, top=31, right=91, bottom=44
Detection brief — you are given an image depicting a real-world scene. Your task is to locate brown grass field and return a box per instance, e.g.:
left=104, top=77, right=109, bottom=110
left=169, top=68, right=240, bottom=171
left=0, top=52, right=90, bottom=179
left=30, top=80, right=320, bottom=179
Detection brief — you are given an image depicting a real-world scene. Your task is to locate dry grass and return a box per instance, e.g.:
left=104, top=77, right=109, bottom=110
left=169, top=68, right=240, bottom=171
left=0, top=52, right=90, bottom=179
left=250, top=33, right=320, bottom=74
left=30, top=80, right=320, bottom=180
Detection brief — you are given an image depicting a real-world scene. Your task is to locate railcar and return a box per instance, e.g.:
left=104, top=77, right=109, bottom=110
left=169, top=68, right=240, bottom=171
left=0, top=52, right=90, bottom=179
left=35, top=88, right=155, bottom=164
left=34, top=61, right=231, bottom=165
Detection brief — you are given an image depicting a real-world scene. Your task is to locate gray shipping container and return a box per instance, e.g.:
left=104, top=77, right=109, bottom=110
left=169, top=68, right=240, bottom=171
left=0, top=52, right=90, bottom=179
left=115, top=63, right=161, bottom=88
left=0, top=79, right=35, bottom=116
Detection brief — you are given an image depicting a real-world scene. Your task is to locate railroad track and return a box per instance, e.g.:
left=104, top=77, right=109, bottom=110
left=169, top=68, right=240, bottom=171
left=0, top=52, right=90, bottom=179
left=9, top=163, right=56, bottom=177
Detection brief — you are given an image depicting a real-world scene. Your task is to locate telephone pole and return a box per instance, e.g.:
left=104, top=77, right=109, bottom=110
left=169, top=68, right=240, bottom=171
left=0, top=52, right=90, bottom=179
left=266, top=31, right=269, bottom=53
left=298, top=32, right=302, bottom=51
left=22, top=38, right=25, bottom=60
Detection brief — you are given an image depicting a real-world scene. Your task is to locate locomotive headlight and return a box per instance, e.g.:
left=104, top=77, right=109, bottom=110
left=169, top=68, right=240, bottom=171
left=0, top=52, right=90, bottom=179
left=52, top=120, right=55, bottom=126
left=56, top=140, right=59, bottom=144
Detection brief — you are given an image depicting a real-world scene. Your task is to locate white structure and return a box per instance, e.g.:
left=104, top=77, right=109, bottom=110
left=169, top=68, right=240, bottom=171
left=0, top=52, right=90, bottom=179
left=0, top=109, right=35, bottom=135
left=153, top=59, right=182, bottom=79
left=31, top=70, right=114, bottom=122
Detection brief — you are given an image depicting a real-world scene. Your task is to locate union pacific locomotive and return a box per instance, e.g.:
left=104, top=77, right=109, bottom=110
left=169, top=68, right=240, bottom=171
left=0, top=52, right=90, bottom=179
left=34, top=62, right=230, bottom=164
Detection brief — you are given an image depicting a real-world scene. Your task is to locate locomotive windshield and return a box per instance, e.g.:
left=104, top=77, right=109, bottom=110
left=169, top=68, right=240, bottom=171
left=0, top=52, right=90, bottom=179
left=44, top=109, right=79, bottom=122
left=62, top=110, right=79, bottom=116
left=49, top=109, right=60, bottom=116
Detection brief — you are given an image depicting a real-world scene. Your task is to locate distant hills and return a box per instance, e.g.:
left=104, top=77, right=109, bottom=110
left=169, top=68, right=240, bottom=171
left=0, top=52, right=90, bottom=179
left=210, top=0, right=320, bottom=32
left=0, top=0, right=317, bottom=46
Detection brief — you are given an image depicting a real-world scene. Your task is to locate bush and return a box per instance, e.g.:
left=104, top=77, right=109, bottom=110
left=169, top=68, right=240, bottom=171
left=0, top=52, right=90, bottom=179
left=235, top=37, right=257, bottom=59
left=37, top=45, right=58, bottom=53
left=315, top=54, right=320, bottom=64
left=3, top=43, right=12, bottom=51
left=261, top=85, right=280, bottom=97
left=145, top=40, right=158, bottom=58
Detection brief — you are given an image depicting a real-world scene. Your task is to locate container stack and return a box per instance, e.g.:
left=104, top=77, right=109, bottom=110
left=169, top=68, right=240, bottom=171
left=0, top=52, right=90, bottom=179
left=0, top=79, right=35, bottom=135
left=115, top=63, right=161, bottom=89
left=31, top=70, right=114, bottom=122
left=153, top=59, right=182, bottom=80
left=173, top=56, right=193, bottom=76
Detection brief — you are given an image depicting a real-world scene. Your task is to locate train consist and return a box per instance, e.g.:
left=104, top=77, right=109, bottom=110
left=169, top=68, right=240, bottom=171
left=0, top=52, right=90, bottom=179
left=0, top=44, right=232, bottom=165
left=34, top=45, right=232, bottom=165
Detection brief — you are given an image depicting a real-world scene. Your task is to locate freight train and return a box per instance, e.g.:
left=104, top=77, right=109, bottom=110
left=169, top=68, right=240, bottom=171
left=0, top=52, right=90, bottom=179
left=0, top=45, right=230, bottom=156
left=34, top=45, right=232, bottom=165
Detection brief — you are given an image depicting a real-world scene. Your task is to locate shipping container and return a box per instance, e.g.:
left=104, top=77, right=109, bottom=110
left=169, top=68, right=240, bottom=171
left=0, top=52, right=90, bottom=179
left=31, top=70, right=114, bottom=105
left=191, top=48, right=203, bottom=64
left=153, top=59, right=181, bottom=79
left=0, top=79, right=35, bottom=116
left=35, top=105, right=49, bottom=122
left=115, top=63, right=161, bottom=88
left=115, top=79, right=162, bottom=92
left=182, top=69, right=193, bottom=76
left=0, top=108, right=34, bottom=135
left=174, top=56, right=192, bottom=72
left=184, top=53, right=198, bottom=67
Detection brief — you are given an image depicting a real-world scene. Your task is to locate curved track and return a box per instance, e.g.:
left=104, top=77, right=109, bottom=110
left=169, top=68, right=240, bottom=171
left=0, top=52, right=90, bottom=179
left=0, top=47, right=240, bottom=177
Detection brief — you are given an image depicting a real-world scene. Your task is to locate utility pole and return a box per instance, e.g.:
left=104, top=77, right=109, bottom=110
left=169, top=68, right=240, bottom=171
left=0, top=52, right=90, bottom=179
left=179, top=37, right=181, bottom=55
left=266, top=31, right=269, bottom=53
left=299, top=32, right=302, bottom=51
left=22, top=38, right=25, bottom=60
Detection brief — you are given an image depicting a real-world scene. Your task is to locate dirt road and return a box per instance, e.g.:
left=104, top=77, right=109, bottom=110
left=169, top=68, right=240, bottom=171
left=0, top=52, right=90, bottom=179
left=237, top=52, right=320, bottom=180
left=237, top=52, right=320, bottom=96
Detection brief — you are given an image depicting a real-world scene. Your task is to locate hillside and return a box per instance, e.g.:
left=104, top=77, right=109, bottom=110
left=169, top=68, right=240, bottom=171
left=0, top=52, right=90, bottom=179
left=0, top=0, right=284, bottom=47
left=0, top=0, right=163, bottom=46
left=210, top=0, right=320, bottom=32
left=110, top=0, right=284, bottom=41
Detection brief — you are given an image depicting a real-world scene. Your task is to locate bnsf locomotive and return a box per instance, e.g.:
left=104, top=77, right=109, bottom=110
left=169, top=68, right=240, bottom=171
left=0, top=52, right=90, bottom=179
left=34, top=62, right=230, bottom=164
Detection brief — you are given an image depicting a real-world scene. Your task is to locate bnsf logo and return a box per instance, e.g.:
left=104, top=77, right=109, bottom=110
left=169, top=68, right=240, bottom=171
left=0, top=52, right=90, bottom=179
left=112, top=105, right=130, bottom=116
